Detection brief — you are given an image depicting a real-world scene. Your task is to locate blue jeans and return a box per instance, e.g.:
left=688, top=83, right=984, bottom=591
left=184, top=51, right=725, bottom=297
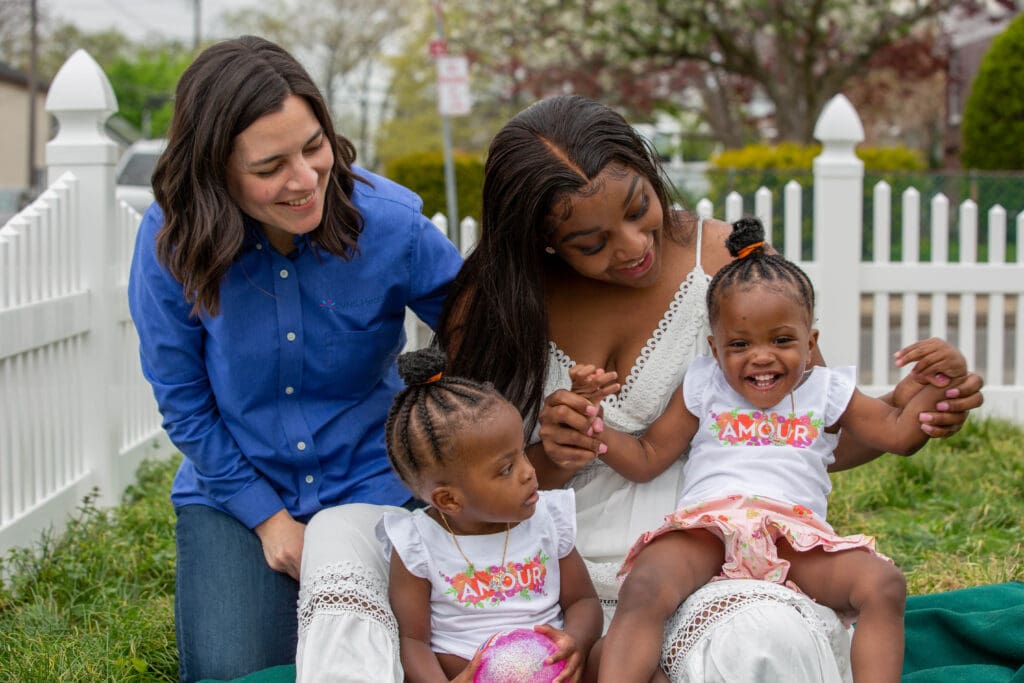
left=174, top=505, right=298, bottom=683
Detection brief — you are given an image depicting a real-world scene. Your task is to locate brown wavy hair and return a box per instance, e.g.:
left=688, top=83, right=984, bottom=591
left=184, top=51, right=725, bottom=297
left=152, top=35, right=365, bottom=316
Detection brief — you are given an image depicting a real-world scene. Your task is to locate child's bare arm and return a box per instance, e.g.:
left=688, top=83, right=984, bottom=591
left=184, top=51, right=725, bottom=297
left=833, top=373, right=968, bottom=467
left=389, top=549, right=453, bottom=683
left=597, top=387, right=700, bottom=482
left=541, top=548, right=602, bottom=682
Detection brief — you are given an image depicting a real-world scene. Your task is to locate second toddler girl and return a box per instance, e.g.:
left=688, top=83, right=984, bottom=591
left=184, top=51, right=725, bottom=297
left=378, top=347, right=602, bottom=683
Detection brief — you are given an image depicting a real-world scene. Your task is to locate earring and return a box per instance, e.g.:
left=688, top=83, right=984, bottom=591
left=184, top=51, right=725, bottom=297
left=544, top=246, right=556, bottom=255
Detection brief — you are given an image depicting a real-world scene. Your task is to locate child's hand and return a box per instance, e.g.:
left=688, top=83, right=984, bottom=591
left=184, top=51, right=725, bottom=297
left=894, top=338, right=968, bottom=387
left=450, top=646, right=484, bottom=682
left=533, top=624, right=584, bottom=683
left=569, top=364, right=620, bottom=412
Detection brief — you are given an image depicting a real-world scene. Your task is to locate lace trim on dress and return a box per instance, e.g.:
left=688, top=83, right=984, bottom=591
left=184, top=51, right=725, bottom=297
left=604, top=267, right=708, bottom=408
left=297, top=560, right=400, bottom=660
left=661, top=580, right=842, bottom=680
left=545, top=269, right=712, bottom=435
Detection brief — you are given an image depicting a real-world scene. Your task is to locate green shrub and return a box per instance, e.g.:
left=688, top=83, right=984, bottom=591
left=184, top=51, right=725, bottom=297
left=962, top=13, right=1024, bottom=170
left=383, top=151, right=485, bottom=226
left=706, top=142, right=926, bottom=257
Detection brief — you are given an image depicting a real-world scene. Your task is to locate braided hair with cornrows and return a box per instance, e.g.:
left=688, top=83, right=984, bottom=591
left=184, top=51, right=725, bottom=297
left=385, top=347, right=505, bottom=493
left=706, top=216, right=816, bottom=325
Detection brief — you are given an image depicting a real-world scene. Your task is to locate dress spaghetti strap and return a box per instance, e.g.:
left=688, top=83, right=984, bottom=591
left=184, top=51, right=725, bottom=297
left=694, top=215, right=705, bottom=269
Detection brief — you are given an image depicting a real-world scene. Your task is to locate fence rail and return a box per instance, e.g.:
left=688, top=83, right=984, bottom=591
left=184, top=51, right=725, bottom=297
left=1, top=57, right=1022, bottom=559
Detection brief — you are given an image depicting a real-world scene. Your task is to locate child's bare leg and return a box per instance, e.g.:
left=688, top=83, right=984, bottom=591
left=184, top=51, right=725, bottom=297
left=598, top=530, right=723, bottom=683
left=779, top=543, right=906, bottom=683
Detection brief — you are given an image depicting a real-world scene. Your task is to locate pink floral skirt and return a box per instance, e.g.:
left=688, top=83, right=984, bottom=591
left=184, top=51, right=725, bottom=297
left=620, top=494, right=890, bottom=587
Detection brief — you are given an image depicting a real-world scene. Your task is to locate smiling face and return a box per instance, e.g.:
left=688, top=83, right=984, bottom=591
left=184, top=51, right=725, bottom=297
left=708, top=283, right=819, bottom=410
left=546, top=163, right=665, bottom=288
left=441, top=400, right=539, bottom=534
left=226, top=94, right=334, bottom=253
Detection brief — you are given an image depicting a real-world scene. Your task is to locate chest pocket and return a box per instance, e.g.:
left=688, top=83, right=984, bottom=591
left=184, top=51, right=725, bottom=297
left=321, top=318, right=404, bottom=398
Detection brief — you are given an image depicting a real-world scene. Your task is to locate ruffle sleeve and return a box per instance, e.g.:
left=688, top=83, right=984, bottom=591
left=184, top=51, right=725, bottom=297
left=681, top=354, right=717, bottom=416
left=375, top=509, right=430, bottom=579
left=823, top=366, right=857, bottom=428
left=541, top=489, right=578, bottom=558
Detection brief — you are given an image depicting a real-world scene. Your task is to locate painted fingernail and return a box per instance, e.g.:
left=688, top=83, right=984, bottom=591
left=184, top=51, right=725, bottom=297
left=919, top=413, right=933, bottom=423
left=598, top=444, right=608, bottom=454
left=935, top=401, right=950, bottom=412
left=594, top=417, right=604, bottom=432
left=945, top=388, right=960, bottom=398
left=585, top=405, right=598, bottom=416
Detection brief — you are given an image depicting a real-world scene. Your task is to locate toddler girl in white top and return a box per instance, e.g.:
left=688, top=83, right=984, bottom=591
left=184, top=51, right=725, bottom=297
left=574, top=217, right=967, bottom=683
left=378, top=347, right=602, bottom=682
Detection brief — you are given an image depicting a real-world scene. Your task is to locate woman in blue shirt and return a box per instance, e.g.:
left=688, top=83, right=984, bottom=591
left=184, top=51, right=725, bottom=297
left=127, top=36, right=462, bottom=682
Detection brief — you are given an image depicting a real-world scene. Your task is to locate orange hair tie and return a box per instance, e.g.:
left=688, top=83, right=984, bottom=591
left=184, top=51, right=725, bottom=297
left=736, top=241, right=765, bottom=260
left=421, top=372, right=443, bottom=384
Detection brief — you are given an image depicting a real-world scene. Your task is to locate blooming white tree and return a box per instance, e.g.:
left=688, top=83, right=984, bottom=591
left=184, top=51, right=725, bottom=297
left=446, top=0, right=992, bottom=145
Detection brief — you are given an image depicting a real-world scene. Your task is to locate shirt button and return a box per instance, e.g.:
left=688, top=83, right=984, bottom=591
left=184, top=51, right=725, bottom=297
left=297, top=441, right=306, bottom=451
left=285, top=386, right=294, bottom=395
left=286, top=332, right=296, bottom=341
left=305, top=475, right=314, bottom=484
left=255, top=243, right=263, bottom=250
left=279, top=269, right=289, bottom=279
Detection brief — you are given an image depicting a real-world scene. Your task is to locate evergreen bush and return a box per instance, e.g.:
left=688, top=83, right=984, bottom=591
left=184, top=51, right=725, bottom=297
left=962, top=13, right=1024, bottom=170
left=383, top=151, right=485, bottom=226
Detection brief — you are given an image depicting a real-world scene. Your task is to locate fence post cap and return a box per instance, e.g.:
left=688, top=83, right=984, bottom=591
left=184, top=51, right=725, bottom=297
left=813, top=94, right=864, bottom=145
left=45, top=49, right=117, bottom=116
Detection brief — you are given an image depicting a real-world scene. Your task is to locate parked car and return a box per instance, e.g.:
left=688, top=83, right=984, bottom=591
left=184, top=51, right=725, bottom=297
left=115, top=139, right=167, bottom=214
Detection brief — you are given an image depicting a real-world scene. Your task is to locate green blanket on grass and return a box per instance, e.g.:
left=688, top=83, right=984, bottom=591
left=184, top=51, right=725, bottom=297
left=205, top=582, right=1024, bottom=683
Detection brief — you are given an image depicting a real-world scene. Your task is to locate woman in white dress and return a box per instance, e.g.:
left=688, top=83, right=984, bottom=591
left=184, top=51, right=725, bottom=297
left=297, top=95, right=983, bottom=682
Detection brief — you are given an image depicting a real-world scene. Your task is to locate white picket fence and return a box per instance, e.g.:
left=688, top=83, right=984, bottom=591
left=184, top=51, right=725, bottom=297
left=692, top=96, right=1023, bottom=417
left=1, top=52, right=1022, bottom=560
left=0, top=50, right=173, bottom=558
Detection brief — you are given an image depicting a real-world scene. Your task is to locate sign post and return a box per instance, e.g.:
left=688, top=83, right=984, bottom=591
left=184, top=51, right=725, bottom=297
left=431, top=2, right=469, bottom=251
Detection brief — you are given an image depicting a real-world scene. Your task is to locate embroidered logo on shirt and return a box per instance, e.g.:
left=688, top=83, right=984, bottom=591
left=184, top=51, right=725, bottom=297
left=443, top=551, right=549, bottom=607
left=319, top=297, right=337, bottom=311
left=710, top=410, right=822, bottom=447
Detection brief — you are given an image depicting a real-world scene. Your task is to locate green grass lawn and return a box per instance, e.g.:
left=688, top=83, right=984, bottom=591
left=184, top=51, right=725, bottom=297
left=1, top=418, right=1022, bottom=681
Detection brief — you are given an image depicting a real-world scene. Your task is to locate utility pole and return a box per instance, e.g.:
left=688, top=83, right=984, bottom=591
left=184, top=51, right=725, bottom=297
left=27, top=0, right=38, bottom=195
left=431, top=1, right=460, bottom=251
left=192, top=0, right=201, bottom=52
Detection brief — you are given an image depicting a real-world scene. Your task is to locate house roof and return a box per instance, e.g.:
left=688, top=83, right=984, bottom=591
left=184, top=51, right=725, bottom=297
left=0, top=61, right=49, bottom=92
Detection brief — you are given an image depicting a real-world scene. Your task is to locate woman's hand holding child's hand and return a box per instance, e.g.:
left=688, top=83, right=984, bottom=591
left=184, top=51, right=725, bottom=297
left=533, top=624, right=584, bottom=683
left=537, top=366, right=619, bottom=470
left=568, top=364, right=620, bottom=412
left=893, top=337, right=981, bottom=436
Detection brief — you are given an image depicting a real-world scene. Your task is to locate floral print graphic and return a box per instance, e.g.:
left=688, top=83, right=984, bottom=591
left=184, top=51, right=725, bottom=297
left=443, top=551, right=549, bottom=608
left=710, top=409, right=822, bottom=447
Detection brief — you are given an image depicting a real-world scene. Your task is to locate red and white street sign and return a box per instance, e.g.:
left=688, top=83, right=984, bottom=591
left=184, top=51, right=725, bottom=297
left=436, top=55, right=471, bottom=116
left=428, top=39, right=447, bottom=57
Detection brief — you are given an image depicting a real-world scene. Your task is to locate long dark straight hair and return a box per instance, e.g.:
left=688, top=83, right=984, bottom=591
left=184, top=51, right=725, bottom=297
left=152, top=35, right=365, bottom=317
left=437, top=95, right=683, bottom=429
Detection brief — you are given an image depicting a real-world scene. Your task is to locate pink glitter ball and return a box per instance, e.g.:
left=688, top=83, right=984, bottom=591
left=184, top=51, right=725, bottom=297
left=474, top=628, right=565, bottom=683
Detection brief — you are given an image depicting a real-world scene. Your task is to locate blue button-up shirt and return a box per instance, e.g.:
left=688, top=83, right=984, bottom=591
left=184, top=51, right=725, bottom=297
left=128, top=170, right=463, bottom=528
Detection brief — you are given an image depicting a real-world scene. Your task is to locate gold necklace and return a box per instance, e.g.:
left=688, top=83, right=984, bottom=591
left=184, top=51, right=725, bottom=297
left=769, top=391, right=797, bottom=446
left=439, top=512, right=512, bottom=591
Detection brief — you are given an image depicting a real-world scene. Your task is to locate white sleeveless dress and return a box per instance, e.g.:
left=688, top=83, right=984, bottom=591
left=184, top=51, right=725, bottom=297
left=540, top=220, right=853, bottom=681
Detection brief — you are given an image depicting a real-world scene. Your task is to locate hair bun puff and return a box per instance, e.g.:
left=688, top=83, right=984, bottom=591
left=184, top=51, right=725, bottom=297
left=397, top=347, right=447, bottom=386
left=725, top=216, right=767, bottom=258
